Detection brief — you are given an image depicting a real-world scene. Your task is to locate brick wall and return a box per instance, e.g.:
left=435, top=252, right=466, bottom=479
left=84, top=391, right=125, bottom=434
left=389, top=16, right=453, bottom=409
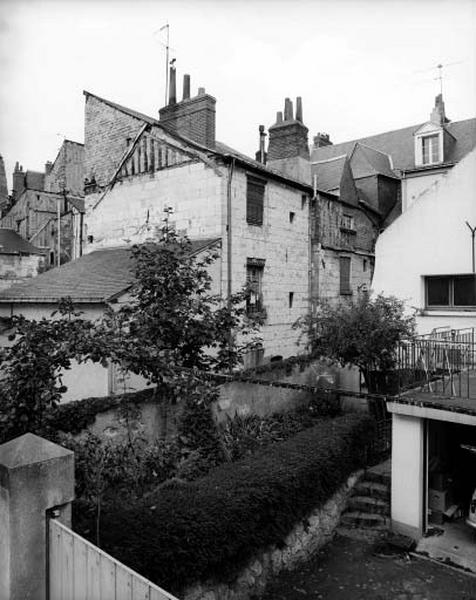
left=159, top=93, right=216, bottom=148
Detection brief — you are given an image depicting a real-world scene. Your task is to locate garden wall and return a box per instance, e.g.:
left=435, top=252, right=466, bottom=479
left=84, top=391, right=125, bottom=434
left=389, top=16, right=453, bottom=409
left=183, top=470, right=362, bottom=600
left=55, top=358, right=362, bottom=442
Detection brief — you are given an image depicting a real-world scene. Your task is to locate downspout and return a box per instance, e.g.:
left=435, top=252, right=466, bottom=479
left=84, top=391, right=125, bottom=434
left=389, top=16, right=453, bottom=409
left=226, top=157, right=235, bottom=372
left=79, top=211, right=84, bottom=257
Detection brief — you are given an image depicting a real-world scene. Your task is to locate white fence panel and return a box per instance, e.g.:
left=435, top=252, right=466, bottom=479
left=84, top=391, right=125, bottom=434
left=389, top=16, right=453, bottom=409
left=49, top=518, right=180, bottom=600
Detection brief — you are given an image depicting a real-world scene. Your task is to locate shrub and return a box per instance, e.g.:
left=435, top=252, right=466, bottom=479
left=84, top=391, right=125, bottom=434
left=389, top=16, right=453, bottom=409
left=95, top=413, right=375, bottom=593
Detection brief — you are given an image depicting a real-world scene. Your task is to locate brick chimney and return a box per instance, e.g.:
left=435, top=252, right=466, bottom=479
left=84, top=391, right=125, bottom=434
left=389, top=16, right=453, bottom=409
left=12, top=162, right=25, bottom=200
left=430, top=93, right=449, bottom=125
left=267, top=97, right=311, bottom=183
left=313, top=132, right=332, bottom=148
left=159, top=69, right=216, bottom=148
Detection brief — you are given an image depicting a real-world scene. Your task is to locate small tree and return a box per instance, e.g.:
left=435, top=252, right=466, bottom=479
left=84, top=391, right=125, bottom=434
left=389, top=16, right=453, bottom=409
left=298, top=294, right=415, bottom=391
left=0, top=299, right=104, bottom=443
left=110, top=229, right=261, bottom=436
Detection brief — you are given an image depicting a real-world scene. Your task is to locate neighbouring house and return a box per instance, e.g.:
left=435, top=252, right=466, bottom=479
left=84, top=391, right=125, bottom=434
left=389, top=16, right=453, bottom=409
left=0, top=155, right=8, bottom=214
left=0, top=239, right=220, bottom=400
left=0, top=140, right=85, bottom=269
left=365, top=105, right=476, bottom=567
left=82, top=69, right=314, bottom=364
left=0, top=228, right=45, bottom=291
left=372, top=147, right=476, bottom=332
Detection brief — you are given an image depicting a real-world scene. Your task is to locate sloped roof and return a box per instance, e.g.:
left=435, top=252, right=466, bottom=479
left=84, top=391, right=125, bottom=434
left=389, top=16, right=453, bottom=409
left=311, top=118, right=476, bottom=172
left=0, top=238, right=221, bottom=303
left=312, top=155, right=346, bottom=191
left=351, top=144, right=397, bottom=179
left=0, top=229, right=44, bottom=255
left=84, top=91, right=314, bottom=193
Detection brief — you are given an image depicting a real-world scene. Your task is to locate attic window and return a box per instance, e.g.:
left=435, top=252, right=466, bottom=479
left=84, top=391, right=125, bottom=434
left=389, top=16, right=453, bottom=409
left=340, top=214, right=355, bottom=232
left=422, top=134, right=440, bottom=165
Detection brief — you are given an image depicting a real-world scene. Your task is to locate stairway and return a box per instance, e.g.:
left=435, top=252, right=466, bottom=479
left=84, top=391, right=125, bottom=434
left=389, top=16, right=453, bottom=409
left=338, top=460, right=391, bottom=541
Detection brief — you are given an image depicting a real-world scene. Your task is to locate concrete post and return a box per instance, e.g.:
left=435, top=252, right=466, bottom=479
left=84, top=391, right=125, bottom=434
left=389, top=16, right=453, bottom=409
left=0, top=433, right=74, bottom=600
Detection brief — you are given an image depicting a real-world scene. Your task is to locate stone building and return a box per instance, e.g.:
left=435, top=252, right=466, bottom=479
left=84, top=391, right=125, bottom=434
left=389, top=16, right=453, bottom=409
left=0, top=140, right=85, bottom=268
left=82, top=71, right=314, bottom=363
left=0, top=228, right=45, bottom=291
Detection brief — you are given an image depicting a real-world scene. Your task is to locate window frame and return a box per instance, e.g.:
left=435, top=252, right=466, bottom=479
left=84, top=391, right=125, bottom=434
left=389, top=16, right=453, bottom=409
left=246, top=174, right=266, bottom=226
left=246, top=258, right=265, bottom=315
left=425, top=274, right=476, bottom=310
left=421, top=133, right=441, bottom=166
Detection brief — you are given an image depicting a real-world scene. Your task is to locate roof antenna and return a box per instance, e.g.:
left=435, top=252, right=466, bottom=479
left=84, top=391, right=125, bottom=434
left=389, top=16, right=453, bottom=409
left=414, top=61, right=463, bottom=96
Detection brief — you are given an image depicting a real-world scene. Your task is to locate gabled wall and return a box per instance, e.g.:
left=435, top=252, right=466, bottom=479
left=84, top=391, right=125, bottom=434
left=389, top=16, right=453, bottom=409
left=372, top=147, right=476, bottom=332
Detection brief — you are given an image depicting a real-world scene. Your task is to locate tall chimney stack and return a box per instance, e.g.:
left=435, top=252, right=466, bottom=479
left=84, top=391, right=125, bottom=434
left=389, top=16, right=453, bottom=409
left=255, top=125, right=267, bottom=164
left=284, top=98, right=293, bottom=121
left=169, top=64, right=177, bottom=105
left=183, top=74, right=191, bottom=101
left=296, top=97, right=303, bottom=122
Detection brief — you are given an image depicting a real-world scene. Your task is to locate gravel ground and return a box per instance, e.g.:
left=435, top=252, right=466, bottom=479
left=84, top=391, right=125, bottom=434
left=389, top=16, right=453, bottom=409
left=261, top=534, right=476, bottom=600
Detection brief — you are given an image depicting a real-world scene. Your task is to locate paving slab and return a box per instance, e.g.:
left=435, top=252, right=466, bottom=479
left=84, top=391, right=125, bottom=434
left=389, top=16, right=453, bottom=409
left=262, top=534, right=476, bottom=600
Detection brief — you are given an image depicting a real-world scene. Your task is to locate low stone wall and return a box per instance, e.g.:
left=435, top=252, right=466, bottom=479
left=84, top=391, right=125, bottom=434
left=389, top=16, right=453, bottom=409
left=183, top=470, right=363, bottom=600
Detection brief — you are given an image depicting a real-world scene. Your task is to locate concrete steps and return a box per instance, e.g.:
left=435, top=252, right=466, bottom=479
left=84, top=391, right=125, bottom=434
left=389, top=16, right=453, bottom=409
left=338, top=461, right=391, bottom=541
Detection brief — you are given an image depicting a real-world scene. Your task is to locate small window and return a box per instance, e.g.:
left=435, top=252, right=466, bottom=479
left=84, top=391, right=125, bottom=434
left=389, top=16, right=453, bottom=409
left=363, top=258, right=367, bottom=272
left=339, top=256, right=352, bottom=295
left=289, top=211, right=295, bottom=223
left=246, top=175, right=266, bottom=226
left=422, top=134, right=440, bottom=165
left=426, top=275, right=476, bottom=309
left=246, top=259, right=265, bottom=315
left=340, top=214, right=355, bottom=232
left=301, top=195, right=307, bottom=209
left=289, top=292, right=294, bottom=308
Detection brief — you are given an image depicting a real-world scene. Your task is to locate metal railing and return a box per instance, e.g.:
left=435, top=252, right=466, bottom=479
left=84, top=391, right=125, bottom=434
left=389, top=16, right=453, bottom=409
left=394, top=327, right=476, bottom=399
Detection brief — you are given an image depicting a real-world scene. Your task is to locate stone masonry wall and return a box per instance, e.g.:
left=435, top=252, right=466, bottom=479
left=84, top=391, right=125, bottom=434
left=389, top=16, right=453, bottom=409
left=183, top=470, right=363, bottom=600
left=84, top=93, right=148, bottom=186
left=225, top=169, right=310, bottom=359
left=0, top=253, right=44, bottom=290
left=85, top=160, right=223, bottom=251
left=45, top=141, right=84, bottom=196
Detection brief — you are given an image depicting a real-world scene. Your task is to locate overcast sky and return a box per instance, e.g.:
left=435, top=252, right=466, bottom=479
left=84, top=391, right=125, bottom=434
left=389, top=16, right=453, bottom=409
left=0, top=0, right=475, bottom=188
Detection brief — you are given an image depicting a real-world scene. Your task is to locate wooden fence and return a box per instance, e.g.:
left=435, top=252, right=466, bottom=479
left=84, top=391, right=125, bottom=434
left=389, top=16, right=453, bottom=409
left=48, top=517, right=179, bottom=600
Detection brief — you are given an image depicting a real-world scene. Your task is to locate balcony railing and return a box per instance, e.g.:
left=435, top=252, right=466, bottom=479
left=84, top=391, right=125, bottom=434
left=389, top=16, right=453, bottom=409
left=394, top=327, right=476, bottom=399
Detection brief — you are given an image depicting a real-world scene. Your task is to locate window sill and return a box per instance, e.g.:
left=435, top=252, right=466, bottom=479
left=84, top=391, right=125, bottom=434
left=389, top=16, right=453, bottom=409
left=340, top=227, right=356, bottom=235
left=340, top=290, right=353, bottom=296
left=422, top=309, right=476, bottom=316
left=247, top=221, right=263, bottom=227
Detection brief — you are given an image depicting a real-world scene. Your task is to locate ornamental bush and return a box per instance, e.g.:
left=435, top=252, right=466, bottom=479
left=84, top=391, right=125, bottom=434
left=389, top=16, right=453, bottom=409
left=95, top=413, right=375, bottom=593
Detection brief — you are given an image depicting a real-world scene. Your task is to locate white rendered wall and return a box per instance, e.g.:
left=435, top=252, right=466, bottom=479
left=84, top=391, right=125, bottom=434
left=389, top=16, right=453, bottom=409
left=372, top=148, right=476, bottom=333
left=391, top=413, right=425, bottom=538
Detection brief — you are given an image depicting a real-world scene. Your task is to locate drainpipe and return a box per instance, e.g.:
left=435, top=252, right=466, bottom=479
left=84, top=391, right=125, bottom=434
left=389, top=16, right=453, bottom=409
left=226, top=157, right=235, bottom=371
left=57, top=195, right=61, bottom=266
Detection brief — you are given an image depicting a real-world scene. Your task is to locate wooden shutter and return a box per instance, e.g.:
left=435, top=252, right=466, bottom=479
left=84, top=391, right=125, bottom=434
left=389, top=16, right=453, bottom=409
left=246, top=176, right=265, bottom=225
left=339, top=256, right=351, bottom=294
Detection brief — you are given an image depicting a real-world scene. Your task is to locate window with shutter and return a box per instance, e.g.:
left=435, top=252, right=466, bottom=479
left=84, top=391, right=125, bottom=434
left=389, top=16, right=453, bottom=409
left=339, top=256, right=352, bottom=295
left=246, top=175, right=266, bottom=226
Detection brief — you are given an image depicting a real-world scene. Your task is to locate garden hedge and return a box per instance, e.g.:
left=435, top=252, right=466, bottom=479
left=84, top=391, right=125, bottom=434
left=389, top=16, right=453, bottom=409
left=96, top=412, right=375, bottom=592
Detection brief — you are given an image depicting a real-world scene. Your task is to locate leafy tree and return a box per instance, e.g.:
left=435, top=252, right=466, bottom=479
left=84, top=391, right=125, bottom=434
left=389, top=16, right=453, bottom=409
left=297, top=294, right=415, bottom=390
left=0, top=299, right=106, bottom=443
left=110, top=230, right=261, bottom=435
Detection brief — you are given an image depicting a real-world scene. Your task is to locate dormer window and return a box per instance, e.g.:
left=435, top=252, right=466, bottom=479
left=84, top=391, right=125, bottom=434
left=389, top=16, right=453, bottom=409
left=414, top=124, right=443, bottom=167
left=421, top=134, right=440, bottom=165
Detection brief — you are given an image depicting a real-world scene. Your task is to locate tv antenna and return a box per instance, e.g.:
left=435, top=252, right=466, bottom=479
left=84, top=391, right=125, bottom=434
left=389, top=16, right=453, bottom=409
left=413, top=61, right=463, bottom=95
left=155, top=23, right=176, bottom=105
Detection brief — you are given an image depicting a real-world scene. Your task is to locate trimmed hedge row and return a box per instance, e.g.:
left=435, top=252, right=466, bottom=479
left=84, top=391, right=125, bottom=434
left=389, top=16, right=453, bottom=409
left=97, top=413, right=375, bottom=593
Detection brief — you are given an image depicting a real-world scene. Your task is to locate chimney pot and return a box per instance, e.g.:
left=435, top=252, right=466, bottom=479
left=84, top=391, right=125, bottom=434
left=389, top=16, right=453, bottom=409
left=183, top=74, right=191, bottom=100
left=276, top=111, right=283, bottom=124
left=284, top=98, right=293, bottom=121
left=169, top=65, right=177, bottom=105
left=296, top=97, right=303, bottom=122
left=198, top=87, right=205, bottom=96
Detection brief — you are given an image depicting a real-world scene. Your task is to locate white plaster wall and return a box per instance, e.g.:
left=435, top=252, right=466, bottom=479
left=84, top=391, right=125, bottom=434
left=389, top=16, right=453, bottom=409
left=391, top=413, right=425, bottom=537
left=402, top=170, right=450, bottom=212
left=60, top=360, right=109, bottom=403
left=85, top=162, right=222, bottom=251
left=372, top=148, right=476, bottom=333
